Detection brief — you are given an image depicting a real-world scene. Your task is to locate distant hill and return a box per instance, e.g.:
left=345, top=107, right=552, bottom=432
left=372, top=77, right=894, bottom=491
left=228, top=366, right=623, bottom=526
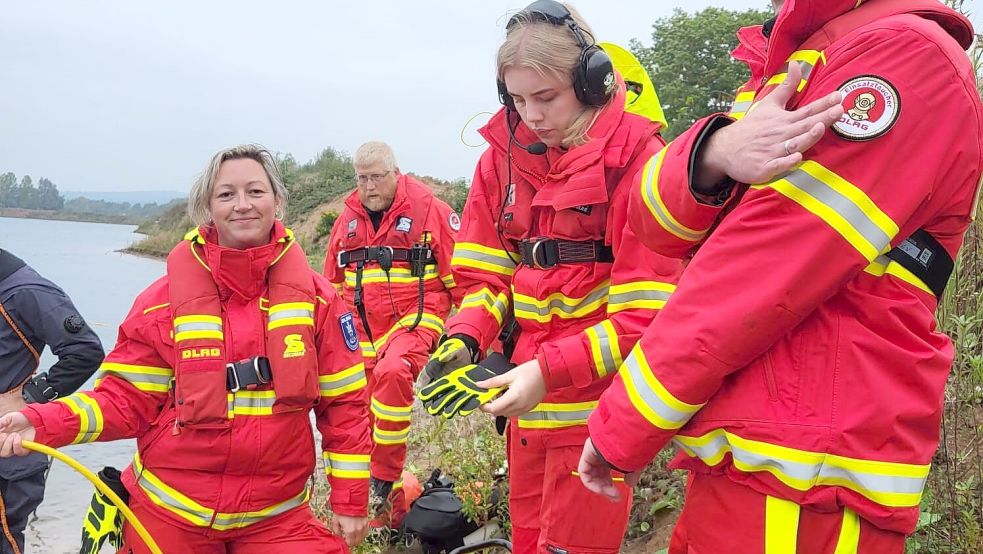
left=62, top=190, right=186, bottom=204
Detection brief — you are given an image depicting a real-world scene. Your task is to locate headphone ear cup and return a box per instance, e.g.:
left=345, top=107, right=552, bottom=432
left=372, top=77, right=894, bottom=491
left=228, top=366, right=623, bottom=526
left=497, top=79, right=516, bottom=111
left=576, top=46, right=615, bottom=106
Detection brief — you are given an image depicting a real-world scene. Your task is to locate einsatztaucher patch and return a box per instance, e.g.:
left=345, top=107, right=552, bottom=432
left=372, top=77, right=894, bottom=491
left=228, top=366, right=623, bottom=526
left=832, top=75, right=900, bottom=141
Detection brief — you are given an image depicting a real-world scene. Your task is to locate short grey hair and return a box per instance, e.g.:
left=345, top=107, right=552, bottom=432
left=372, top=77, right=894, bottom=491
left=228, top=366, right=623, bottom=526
left=353, top=141, right=398, bottom=172
left=187, top=144, right=288, bottom=225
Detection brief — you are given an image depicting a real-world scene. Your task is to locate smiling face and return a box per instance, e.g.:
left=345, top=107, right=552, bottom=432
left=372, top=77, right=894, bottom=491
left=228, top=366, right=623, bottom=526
left=502, top=65, right=582, bottom=148
left=208, top=158, right=280, bottom=250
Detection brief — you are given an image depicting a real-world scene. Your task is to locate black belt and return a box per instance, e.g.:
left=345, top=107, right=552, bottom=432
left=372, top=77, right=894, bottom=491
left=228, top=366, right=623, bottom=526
left=227, top=357, right=272, bottom=392
left=518, top=238, right=614, bottom=269
left=885, top=228, right=953, bottom=299
left=336, top=246, right=435, bottom=268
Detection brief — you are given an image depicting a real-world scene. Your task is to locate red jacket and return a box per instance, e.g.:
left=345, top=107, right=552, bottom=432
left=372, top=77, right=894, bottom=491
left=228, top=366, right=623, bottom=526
left=24, top=224, right=371, bottom=530
left=324, top=175, right=458, bottom=367
left=589, top=0, right=983, bottom=534
left=445, top=80, right=708, bottom=444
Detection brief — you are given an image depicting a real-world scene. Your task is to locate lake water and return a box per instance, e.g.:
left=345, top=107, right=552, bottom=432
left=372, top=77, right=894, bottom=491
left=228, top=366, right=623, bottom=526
left=0, top=216, right=165, bottom=553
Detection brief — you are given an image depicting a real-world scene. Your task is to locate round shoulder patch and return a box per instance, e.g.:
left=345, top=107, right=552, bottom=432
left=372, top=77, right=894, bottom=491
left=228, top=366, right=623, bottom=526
left=448, top=212, right=461, bottom=232
left=64, top=314, right=86, bottom=334
left=832, top=75, right=900, bottom=141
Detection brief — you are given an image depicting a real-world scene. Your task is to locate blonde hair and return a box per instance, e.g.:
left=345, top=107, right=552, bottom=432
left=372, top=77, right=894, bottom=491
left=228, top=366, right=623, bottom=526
left=353, top=141, right=398, bottom=172
left=187, top=144, right=288, bottom=225
left=496, top=3, right=614, bottom=148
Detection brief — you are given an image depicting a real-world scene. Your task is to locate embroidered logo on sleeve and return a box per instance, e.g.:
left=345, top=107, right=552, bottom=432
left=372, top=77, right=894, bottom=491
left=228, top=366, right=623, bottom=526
left=832, top=75, right=900, bottom=141
left=283, top=334, right=307, bottom=358
left=339, top=312, right=359, bottom=352
left=448, top=212, right=461, bottom=231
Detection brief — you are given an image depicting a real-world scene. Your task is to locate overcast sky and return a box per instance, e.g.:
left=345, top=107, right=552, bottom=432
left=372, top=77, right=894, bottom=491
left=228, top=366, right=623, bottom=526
left=3, top=1, right=781, bottom=193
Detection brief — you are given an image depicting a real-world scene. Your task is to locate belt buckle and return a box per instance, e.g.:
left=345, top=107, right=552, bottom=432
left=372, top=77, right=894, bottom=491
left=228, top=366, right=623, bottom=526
left=529, top=238, right=553, bottom=269
left=227, top=362, right=241, bottom=393
left=336, top=251, right=346, bottom=268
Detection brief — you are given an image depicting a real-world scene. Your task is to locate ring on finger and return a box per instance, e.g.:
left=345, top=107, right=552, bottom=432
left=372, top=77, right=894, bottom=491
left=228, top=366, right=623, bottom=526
left=784, top=139, right=794, bottom=156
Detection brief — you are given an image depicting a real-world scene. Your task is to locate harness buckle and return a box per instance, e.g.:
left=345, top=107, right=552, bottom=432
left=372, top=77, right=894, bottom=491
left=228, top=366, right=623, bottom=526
left=227, top=357, right=272, bottom=393
left=527, top=238, right=558, bottom=269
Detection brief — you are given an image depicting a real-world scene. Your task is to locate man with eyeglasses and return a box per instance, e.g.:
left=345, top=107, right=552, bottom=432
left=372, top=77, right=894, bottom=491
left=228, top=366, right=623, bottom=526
left=323, top=141, right=461, bottom=529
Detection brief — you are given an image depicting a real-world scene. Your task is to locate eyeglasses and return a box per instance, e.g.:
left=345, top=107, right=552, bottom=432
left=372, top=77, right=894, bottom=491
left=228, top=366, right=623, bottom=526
left=356, top=171, right=391, bottom=184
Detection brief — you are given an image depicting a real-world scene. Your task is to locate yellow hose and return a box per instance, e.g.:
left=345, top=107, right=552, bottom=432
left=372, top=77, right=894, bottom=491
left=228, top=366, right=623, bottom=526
left=22, top=440, right=162, bottom=554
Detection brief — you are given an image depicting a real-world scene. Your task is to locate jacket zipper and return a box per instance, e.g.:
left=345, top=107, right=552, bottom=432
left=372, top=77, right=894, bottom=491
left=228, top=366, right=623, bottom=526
left=762, top=350, right=779, bottom=402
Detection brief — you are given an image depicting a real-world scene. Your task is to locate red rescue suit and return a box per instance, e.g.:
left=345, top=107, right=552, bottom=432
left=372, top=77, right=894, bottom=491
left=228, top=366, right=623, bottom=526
left=589, top=0, right=983, bottom=550
left=445, top=79, right=708, bottom=553
left=324, top=175, right=458, bottom=488
left=23, top=223, right=370, bottom=552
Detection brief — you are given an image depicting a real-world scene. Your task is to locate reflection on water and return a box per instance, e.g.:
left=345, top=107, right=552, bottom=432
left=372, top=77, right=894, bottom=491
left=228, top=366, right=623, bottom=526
left=1, top=217, right=165, bottom=553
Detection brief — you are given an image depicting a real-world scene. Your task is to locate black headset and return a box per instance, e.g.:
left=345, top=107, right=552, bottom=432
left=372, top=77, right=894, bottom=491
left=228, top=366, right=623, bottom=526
left=496, top=0, right=615, bottom=110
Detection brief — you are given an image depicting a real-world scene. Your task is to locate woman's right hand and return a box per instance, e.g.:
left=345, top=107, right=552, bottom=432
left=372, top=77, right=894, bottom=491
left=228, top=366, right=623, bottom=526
left=0, top=412, right=36, bottom=457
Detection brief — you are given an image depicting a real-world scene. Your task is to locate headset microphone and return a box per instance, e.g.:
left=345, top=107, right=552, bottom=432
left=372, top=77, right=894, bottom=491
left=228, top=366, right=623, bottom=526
left=506, top=111, right=548, bottom=155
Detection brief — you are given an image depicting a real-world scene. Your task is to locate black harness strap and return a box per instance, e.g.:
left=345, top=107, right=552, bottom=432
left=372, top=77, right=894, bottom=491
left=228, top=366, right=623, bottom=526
left=518, top=238, right=614, bottom=269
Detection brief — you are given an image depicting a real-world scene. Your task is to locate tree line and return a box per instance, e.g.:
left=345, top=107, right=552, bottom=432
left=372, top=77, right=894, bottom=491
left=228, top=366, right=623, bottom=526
left=0, top=172, right=64, bottom=211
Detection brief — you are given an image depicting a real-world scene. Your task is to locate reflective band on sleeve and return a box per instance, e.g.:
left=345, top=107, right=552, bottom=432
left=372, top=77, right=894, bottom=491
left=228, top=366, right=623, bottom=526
left=639, top=150, right=709, bottom=242
left=517, top=401, right=598, bottom=429
left=459, top=287, right=510, bottom=326
left=440, top=273, right=457, bottom=289
left=765, top=495, right=800, bottom=554
left=56, top=393, right=104, bottom=444
left=586, top=320, right=623, bottom=379
left=371, top=397, right=413, bottom=422
left=752, top=160, right=898, bottom=261
left=323, top=452, right=371, bottom=479
left=513, top=281, right=609, bottom=324
left=360, top=341, right=377, bottom=358
left=607, top=281, right=675, bottom=313
left=862, top=255, right=932, bottom=295
left=173, top=315, right=223, bottom=342
left=373, top=313, right=445, bottom=350
left=133, top=450, right=311, bottom=530
left=619, top=344, right=703, bottom=430
left=319, top=363, right=367, bottom=397
left=451, top=242, right=517, bottom=276
left=673, top=429, right=930, bottom=508
left=94, top=362, right=173, bottom=393
left=373, top=424, right=410, bottom=445
left=267, top=302, right=315, bottom=330
left=729, top=90, right=756, bottom=119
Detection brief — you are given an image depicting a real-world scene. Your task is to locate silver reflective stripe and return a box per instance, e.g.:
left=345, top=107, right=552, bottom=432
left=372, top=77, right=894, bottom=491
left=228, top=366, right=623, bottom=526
left=799, top=60, right=816, bottom=79
left=97, top=370, right=171, bottom=388
left=268, top=309, right=313, bottom=322
left=592, top=322, right=619, bottom=374
left=514, top=284, right=609, bottom=318
left=329, top=459, right=370, bottom=473
left=62, top=395, right=100, bottom=442
left=518, top=408, right=594, bottom=424
left=623, top=351, right=692, bottom=426
left=641, top=152, right=705, bottom=241
left=234, top=394, right=276, bottom=410
left=136, top=473, right=212, bottom=526
left=608, top=288, right=672, bottom=306
left=174, top=322, right=221, bottom=333
left=371, top=403, right=410, bottom=420
left=320, top=368, right=366, bottom=392
left=454, top=247, right=516, bottom=268
left=675, top=433, right=927, bottom=496
left=211, top=489, right=309, bottom=529
left=782, top=169, right=892, bottom=253
left=730, top=100, right=752, bottom=113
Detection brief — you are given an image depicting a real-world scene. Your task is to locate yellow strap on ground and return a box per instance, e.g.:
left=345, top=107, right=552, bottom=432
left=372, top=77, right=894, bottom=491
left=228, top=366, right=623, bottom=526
left=21, top=440, right=162, bottom=554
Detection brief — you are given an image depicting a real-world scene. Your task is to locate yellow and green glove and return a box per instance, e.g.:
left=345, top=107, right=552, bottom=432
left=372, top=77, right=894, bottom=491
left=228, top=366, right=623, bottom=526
left=422, top=335, right=478, bottom=384
left=418, top=352, right=513, bottom=419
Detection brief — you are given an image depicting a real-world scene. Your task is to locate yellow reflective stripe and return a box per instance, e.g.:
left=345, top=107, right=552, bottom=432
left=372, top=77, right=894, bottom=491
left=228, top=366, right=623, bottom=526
left=173, top=314, right=223, bottom=342
left=586, top=320, right=623, bottom=379
left=373, top=424, right=410, bottom=445
left=441, top=273, right=457, bottom=289
left=765, top=495, right=800, bottom=554
left=94, top=362, right=173, bottom=393
left=451, top=242, right=516, bottom=277
left=228, top=390, right=276, bottom=417
left=619, top=344, right=703, bottom=430
left=607, top=281, right=675, bottom=313
left=765, top=50, right=824, bottom=91
left=323, top=452, right=371, bottom=479
left=371, top=397, right=413, bottom=422
left=360, top=341, right=377, bottom=358
left=57, top=393, right=104, bottom=444
left=459, top=287, right=510, bottom=326
left=211, top=487, right=309, bottom=531
left=373, top=313, right=445, bottom=350
left=517, top=401, right=597, bottom=429
left=639, top=149, right=708, bottom=242
left=267, top=302, right=315, bottom=330
left=752, top=160, right=898, bottom=261
left=142, top=302, right=170, bottom=315
left=319, top=363, right=367, bottom=397
left=834, top=509, right=860, bottom=554
left=512, top=281, right=609, bottom=323
left=133, top=451, right=213, bottom=526
left=730, top=90, right=756, bottom=118
left=862, top=255, right=933, bottom=295
left=673, top=429, right=929, bottom=508
left=343, top=267, right=440, bottom=286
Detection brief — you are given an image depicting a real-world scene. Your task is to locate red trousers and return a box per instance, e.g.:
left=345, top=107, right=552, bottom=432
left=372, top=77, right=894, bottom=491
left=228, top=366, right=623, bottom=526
left=508, top=424, right=631, bottom=554
left=669, top=472, right=906, bottom=554
left=120, top=494, right=348, bottom=554
left=367, top=346, right=429, bottom=482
